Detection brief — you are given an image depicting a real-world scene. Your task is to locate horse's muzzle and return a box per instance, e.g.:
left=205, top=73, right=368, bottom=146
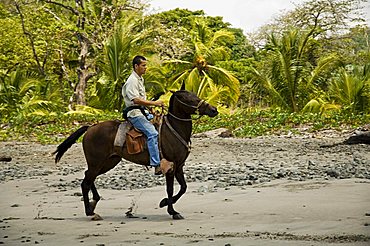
left=207, top=106, right=218, bottom=117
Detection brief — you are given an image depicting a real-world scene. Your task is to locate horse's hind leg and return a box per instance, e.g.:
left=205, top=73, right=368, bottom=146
left=89, top=183, right=100, bottom=212
left=81, top=170, right=98, bottom=216
left=81, top=154, right=121, bottom=217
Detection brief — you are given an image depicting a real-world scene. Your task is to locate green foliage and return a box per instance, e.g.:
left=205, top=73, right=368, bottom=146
left=90, top=11, right=161, bottom=110
left=154, top=8, right=207, bottom=30
left=2, top=109, right=367, bottom=144
left=194, top=109, right=369, bottom=137
left=0, top=0, right=369, bottom=145
left=91, top=21, right=138, bottom=110
left=148, top=7, right=255, bottom=80
left=259, top=0, right=367, bottom=41
left=0, top=5, right=30, bottom=70
left=346, top=25, right=370, bottom=65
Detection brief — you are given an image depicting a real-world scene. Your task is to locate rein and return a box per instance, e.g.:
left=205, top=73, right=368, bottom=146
left=168, top=111, right=192, bottom=121
left=163, top=116, right=191, bottom=153
left=158, top=114, right=191, bottom=160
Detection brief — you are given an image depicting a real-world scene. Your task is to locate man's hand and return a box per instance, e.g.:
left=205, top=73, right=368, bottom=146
left=154, top=100, right=165, bottom=107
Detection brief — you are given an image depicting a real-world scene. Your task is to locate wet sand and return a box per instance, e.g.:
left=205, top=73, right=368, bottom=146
left=0, top=133, right=370, bottom=245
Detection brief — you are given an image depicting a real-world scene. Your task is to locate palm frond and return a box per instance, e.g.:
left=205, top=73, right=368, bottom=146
left=208, top=29, right=234, bottom=47
left=160, top=20, right=240, bottom=106
left=249, top=67, right=289, bottom=109
left=198, top=71, right=211, bottom=98
left=65, top=105, right=102, bottom=115
left=302, top=98, right=341, bottom=114
left=186, top=67, right=201, bottom=93
left=308, top=54, right=338, bottom=87
left=328, top=67, right=365, bottom=113
left=207, top=65, right=240, bottom=104
left=172, top=70, right=191, bottom=87
left=206, top=83, right=230, bottom=106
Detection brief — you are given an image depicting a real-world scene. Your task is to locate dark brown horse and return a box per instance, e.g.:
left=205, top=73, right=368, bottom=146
left=53, top=90, right=218, bottom=219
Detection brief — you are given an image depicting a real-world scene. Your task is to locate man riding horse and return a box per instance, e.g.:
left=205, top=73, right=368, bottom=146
left=53, top=57, right=219, bottom=219
left=122, top=55, right=173, bottom=175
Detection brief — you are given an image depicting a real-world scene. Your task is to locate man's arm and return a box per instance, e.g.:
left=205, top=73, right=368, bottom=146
left=132, top=97, right=164, bottom=107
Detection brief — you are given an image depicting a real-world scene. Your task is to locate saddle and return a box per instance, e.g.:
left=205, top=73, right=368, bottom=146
left=126, top=127, right=145, bottom=154
left=114, top=121, right=146, bottom=155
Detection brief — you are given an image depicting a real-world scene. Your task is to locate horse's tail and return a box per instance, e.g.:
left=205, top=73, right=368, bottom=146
left=53, top=125, right=89, bottom=163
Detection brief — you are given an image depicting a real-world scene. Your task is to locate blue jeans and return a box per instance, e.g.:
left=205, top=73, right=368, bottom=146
left=128, top=116, right=160, bottom=167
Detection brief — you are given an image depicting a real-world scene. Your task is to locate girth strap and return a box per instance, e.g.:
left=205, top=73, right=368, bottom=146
left=122, top=105, right=149, bottom=120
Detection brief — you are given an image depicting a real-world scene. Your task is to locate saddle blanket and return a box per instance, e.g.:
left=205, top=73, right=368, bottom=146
left=114, top=122, right=131, bottom=147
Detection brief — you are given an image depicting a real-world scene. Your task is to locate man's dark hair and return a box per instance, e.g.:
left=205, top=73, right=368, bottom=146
left=132, top=55, right=146, bottom=69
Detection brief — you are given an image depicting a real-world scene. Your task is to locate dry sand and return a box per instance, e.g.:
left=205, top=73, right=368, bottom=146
left=0, top=133, right=370, bottom=245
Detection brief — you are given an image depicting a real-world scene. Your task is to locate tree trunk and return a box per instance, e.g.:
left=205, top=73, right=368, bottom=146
left=75, top=35, right=89, bottom=106
left=75, top=71, right=87, bottom=106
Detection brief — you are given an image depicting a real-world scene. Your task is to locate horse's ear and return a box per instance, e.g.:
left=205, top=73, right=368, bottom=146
left=180, top=82, right=185, bottom=91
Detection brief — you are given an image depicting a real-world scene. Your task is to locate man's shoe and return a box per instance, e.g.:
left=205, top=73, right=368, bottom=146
left=154, top=166, right=162, bottom=175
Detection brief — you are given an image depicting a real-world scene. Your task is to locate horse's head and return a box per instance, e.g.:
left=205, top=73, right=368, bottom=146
left=169, top=90, right=218, bottom=118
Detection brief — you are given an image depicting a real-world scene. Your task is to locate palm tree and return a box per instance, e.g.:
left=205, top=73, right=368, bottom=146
left=163, top=20, right=240, bottom=106
left=328, top=65, right=370, bottom=113
left=249, top=28, right=338, bottom=112
left=90, top=16, right=151, bottom=111
left=0, top=69, right=62, bottom=120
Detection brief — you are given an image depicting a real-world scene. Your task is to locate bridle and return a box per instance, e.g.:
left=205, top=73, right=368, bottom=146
left=167, top=94, right=206, bottom=122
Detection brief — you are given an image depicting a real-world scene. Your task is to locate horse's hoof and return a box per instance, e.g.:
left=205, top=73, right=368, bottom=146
left=159, top=198, right=168, bottom=208
left=126, top=212, right=139, bottom=218
left=91, top=213, right=103, bottom=221
left=172, top=214, right=184, bottom=220
left=86, top=211, right=94, bottom=216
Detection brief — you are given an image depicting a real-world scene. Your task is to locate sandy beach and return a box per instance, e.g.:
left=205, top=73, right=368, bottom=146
left=1, top=132, right=369, bottom=245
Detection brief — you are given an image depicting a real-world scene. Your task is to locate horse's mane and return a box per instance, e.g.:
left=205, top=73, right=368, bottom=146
left=168, top=90, right=188, bottom=112
left=169, top=93, right=175, bottom=112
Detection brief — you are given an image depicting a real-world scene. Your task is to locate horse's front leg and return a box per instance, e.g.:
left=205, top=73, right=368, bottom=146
left=160, top=166, right=186, bottom=220
left=173, top=166, right=187, bottom=203
left=159, top=172, right=181, bottom=219
left=160, top=166, right=187, bottom=206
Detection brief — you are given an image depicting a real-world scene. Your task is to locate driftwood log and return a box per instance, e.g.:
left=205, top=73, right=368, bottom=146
left=321, top=131, right=370, bottom=148
left=0, top=156, right=12, bottom=162
left=343, top=131, right=370, bottom=145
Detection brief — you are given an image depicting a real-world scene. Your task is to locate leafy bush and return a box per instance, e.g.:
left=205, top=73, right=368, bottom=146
left=0, top=111, right=121, bottom=144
